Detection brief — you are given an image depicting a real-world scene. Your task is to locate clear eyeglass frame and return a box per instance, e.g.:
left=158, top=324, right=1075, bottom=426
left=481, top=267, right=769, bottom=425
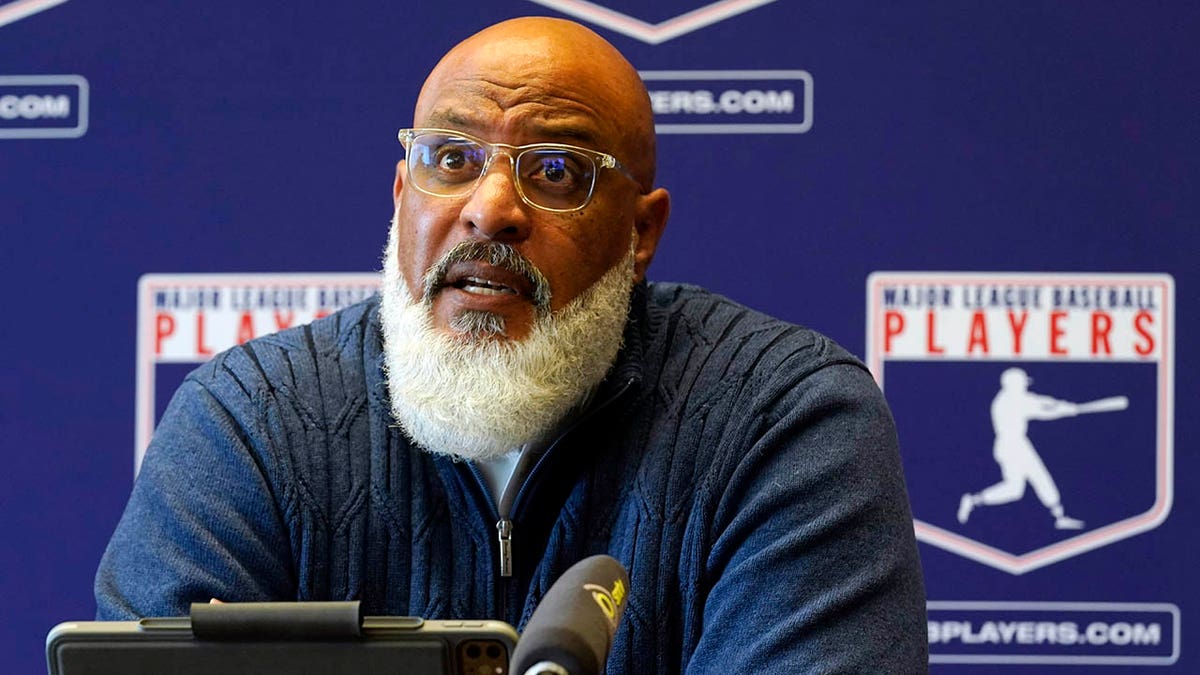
left=397, top=127, right=637, bottom=213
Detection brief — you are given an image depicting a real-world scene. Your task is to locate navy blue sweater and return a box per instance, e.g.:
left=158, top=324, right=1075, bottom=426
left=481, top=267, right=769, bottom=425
left=96, top=282, right=927, bottom=673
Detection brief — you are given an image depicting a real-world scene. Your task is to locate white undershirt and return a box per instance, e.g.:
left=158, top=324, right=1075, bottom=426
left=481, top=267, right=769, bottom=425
left=476, top=446, right=525, bottom=508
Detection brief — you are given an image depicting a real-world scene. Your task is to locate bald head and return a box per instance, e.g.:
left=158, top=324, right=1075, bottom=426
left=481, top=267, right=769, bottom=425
left=413, top=17, right=658, bottom=189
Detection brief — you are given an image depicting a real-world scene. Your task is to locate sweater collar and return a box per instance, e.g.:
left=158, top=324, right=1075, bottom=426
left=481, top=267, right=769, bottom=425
left=594, top=279, right=648, bottom=400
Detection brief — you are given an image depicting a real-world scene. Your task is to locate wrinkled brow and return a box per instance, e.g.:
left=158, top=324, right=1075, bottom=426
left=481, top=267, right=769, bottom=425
left=423, top=109, right=602, bottom=148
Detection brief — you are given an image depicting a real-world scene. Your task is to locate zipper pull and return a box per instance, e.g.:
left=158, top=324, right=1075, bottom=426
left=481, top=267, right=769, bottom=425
left=496, top=518, right=513, bottom=578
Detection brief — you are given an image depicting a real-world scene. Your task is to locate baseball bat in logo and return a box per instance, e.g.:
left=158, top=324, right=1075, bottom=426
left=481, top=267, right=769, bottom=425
left=1075, top=396, right=1128, bottom=414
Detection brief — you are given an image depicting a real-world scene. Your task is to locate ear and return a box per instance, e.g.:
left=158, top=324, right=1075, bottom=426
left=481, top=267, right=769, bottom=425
left=632, top=187, right=670, bottom=282
left=393, top=160, right=406, bottom=208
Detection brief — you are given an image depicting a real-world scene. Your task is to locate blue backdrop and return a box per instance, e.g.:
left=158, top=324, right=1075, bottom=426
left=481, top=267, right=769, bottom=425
left=2, top=1, right=1197, bottom=672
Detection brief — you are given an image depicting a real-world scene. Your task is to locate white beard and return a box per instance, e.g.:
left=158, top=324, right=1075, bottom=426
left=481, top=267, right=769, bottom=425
left=379, top=219, right=636, bottom=461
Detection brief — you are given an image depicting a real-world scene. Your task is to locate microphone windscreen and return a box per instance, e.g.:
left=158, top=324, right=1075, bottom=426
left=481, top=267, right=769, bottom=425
left=510, top=554, right=630, bottom=675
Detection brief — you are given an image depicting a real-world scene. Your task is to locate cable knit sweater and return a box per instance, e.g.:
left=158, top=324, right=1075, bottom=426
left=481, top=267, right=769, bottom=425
left=96, top=282, right=927, bottom=673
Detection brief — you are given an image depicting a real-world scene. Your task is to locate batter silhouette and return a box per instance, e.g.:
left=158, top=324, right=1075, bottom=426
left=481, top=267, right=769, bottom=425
left=958, top=368, right=1092, bottom=530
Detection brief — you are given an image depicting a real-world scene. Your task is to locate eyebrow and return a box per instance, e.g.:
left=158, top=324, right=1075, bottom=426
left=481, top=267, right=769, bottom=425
left=423, top=109, right=602, bottom=148
left=535, top=125, right=599, bottom=146
left=425, top=109, right=478, bottom=130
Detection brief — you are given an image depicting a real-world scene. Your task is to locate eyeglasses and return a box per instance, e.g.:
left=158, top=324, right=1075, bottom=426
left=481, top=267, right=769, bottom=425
left=397, top=128, right=637, bottom=213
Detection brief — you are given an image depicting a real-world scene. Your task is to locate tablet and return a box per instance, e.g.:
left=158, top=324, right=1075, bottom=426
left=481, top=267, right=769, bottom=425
left=46, top=602, right=518, bottom=675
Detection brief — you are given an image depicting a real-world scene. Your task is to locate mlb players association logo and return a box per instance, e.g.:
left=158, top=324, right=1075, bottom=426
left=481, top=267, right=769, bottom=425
left=866, top=272, right=1174, bottom=574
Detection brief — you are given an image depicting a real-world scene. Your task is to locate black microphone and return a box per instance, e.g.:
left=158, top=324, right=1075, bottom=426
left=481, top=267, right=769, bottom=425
left=510, top=554, right=630, bottom=675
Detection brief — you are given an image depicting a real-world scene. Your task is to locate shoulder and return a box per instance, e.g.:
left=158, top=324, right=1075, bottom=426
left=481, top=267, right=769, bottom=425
left=148, top=295, right=385, bottom=511
left=637, top=281, right=871, bottom=401
left=184, top=295, right=382, bottom=399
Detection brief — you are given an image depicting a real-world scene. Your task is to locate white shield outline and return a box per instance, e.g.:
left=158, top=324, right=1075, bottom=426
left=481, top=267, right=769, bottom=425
left=0, top=0, right=69, bottom=29
left=525, top=0, right=779, bottom=44
left=866, top=271, right=1175, bottom=574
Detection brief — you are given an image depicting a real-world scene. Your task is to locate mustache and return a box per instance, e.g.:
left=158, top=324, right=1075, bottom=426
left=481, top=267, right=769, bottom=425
left=422, top=241, right=553, bottom=315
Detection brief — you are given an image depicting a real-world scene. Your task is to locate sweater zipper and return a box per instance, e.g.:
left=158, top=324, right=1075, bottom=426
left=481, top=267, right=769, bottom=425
left=496, top=517, right=514, bottom=577
left=471, top=375, right=636, bottom=616
left=464, top=462, right=513, bottom=617
left=464, top=466, right=511, bottom=573
left=499, top=376, right=637, bottom=577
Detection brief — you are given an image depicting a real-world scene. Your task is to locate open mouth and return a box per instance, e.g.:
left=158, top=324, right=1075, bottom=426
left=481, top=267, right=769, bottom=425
left=421, top=241, right=552, bottom=315
left=436, top=261, right=534, bottom=301
left=455, top=275, right=519, bottom=296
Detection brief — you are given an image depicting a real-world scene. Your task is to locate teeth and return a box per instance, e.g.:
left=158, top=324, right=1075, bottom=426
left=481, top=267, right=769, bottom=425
left=464, top=285, right=507, bottom=296
left=461, top=276, right=517, bottom=295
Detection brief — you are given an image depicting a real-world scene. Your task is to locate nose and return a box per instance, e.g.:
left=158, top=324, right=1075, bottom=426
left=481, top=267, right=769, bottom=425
left=458, top=152, right=532, bottom=242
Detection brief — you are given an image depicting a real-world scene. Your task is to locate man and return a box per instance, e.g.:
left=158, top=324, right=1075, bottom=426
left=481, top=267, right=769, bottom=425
left=958, top=367, right=1085, bottom=529
left=96, top=17, right=927, bottom=672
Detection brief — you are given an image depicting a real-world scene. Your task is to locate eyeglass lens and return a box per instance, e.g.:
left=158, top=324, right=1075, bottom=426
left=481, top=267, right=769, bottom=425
left=406, top=132, right=598, bottom=211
